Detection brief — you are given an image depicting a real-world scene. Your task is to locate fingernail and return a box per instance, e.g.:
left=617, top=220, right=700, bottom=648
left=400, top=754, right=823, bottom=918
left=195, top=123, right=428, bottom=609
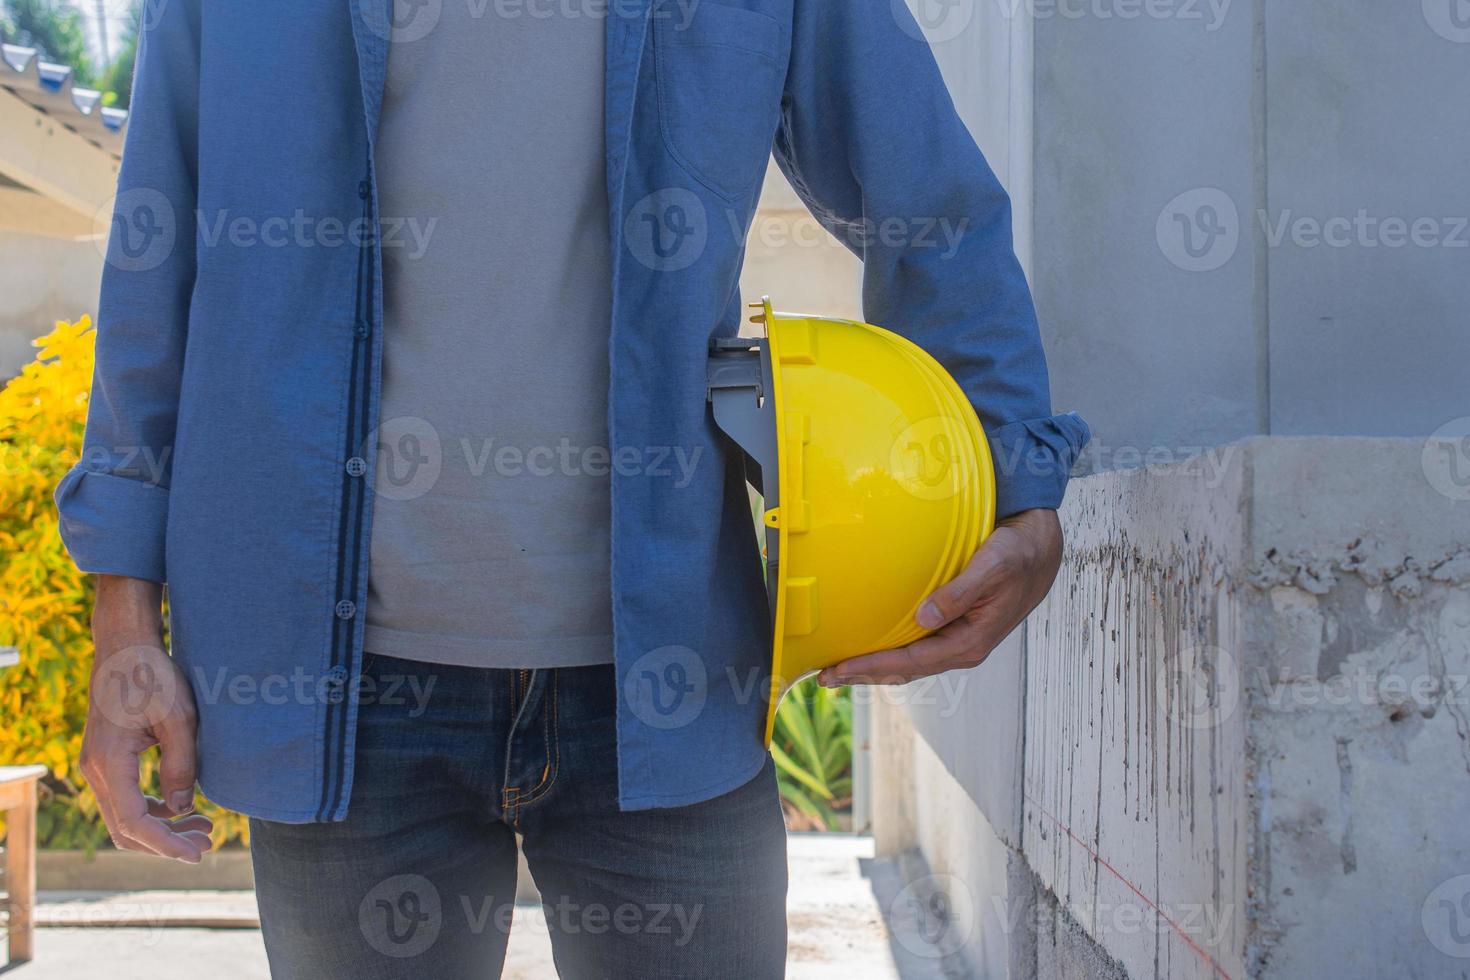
left=917, top=601, right=944, bottom=630
left=170, top=791, right=194, bottom=814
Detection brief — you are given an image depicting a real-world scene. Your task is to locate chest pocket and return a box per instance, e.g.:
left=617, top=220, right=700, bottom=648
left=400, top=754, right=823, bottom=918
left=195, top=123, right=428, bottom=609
left=654, top=3, right=788, bottom=200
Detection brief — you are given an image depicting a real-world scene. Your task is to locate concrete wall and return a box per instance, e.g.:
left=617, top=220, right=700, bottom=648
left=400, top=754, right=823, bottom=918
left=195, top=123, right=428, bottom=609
left=876, top=438, right=1470, bottom=978
left=874, top=1, right=1470, bottom=977
left=0, top=229, right=103, bottom=379
left=1032, top=0, right=1470, bottom=457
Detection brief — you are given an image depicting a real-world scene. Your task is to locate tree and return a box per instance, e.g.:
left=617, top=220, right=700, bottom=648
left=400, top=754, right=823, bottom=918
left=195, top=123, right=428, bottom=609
left=0, top=0, right=97, bottom=86
left=97, top=8, right=137, bottom=108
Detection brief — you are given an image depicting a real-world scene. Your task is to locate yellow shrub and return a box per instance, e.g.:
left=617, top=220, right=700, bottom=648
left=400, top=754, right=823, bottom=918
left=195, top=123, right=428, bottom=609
left=0, top=319, right=247, bottom=849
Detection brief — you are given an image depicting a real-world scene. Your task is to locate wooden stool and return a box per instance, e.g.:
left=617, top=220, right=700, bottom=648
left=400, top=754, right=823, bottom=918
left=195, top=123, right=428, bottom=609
left=1, top=766, right=46, bottom=964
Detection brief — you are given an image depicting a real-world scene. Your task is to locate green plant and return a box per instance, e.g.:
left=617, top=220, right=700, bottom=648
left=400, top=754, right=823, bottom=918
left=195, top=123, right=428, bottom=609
left=97, top=16, right=137, bottom=109
left=771, top=679, right=852, bottom=831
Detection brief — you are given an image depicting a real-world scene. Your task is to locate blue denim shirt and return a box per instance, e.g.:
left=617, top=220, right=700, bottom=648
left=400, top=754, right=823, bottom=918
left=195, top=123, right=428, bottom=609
left=57, top=0, right=1090, bottom=822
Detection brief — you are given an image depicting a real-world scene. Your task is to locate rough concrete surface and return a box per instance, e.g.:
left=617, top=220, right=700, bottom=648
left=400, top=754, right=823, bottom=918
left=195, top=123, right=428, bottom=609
left=1019, top=437, right=1470, bottom=979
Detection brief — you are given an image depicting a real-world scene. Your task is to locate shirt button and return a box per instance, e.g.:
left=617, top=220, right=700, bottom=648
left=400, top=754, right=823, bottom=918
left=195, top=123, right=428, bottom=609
left=325, top=665, right=348, bottom=683
left=345, top=456, right=367, bottom=478
left=334, top=600, right=356, bottom=620
left=354, top=318, right=371, bottom=338
left=358, top=180, right=370, bottom=199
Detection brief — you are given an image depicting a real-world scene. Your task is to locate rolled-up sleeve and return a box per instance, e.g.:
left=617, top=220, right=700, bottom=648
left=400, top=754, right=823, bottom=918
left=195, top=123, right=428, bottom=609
left=55, top=0, right=201, bottom=583
left=774, top=0, right=1090, bottom=518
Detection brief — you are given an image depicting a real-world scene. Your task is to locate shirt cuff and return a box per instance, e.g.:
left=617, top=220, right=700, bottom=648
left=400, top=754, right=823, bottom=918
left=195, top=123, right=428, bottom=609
left=986, top=412, right=1092, bottom=519
left=55, top=466, right=170, bottom=583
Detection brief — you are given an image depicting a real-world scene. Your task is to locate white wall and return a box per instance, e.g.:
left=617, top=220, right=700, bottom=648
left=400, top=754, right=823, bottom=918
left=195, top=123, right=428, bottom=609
left=0, top=230, right=102, bottom=378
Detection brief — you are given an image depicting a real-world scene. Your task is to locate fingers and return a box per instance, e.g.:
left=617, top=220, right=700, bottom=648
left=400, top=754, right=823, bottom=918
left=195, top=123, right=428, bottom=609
left=819, top=622, right=981, bottom=688
left=82, top=730, right=212, bottom=864
left=154, top=708, right=199, bottom=815
left=144, top=796, right=215, bottom=836
left=917, top=526, right=1022, bottom=630
left=94, top=746, right=208, bottom=863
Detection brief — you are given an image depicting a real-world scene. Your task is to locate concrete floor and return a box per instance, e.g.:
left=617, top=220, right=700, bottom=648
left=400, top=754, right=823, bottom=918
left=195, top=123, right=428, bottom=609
left=5, top=836, right=953, bottom=979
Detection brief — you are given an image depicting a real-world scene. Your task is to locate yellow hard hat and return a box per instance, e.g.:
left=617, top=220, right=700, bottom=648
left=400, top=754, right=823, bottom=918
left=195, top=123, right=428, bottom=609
left=708, top=298, right=996, bottom=745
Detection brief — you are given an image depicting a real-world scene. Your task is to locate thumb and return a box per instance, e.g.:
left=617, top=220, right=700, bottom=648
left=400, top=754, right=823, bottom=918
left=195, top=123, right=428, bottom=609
left=917, top=528, right=1018, bottom=630
left=155, top=709, right=198, bottom=816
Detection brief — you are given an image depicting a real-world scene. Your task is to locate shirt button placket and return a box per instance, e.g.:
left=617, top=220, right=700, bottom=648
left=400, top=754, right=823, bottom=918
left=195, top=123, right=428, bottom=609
left=324, top=665, right=348, bottom=704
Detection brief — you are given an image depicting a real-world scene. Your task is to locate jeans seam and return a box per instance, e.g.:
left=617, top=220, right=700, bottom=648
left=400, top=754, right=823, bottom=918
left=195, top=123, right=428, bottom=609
left=501, top=669, right=538, bottom=819
left=514, top=670, right=560, bottom=814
